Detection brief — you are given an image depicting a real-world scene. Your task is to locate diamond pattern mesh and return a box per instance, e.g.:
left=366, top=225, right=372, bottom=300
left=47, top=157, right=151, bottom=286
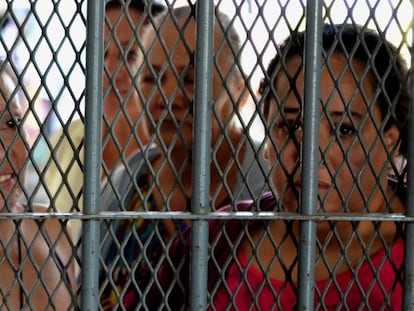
left=0, top=0, right=411, bottom=309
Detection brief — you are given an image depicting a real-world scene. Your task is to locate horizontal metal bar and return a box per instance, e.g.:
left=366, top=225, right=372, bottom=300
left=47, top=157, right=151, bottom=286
left=2, top=211, right=410, bottom=222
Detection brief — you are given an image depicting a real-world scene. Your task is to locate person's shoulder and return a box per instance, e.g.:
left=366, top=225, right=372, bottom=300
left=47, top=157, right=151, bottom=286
left=126, top=143, right=161, bottom=167
left=258, top=191, right=276, bottom=211
left=68, top=118, right=84, bottom=132
left=216, top=191, right=276, bottom=213
left=106, top=143, right=160, bottom=180
left=100, top=144, right=161, bottom=210
left=50, top=119, right=84, bottom=146
left=388, top=236, right=405, bottom=261
left=29, top=203, right=48, bottom=212
left=64, top=119, right=84, bottom=142
left=122, top=143, right=161, bottom=179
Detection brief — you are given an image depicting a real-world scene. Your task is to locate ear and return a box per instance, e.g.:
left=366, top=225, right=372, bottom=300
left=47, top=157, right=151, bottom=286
left=384, top=125, right=400, bottom=150
left=239, top=90, right=249, bottom=108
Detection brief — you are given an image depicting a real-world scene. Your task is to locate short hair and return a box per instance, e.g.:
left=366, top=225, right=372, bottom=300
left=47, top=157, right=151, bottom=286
left=105, top=0, right=165, bottom=16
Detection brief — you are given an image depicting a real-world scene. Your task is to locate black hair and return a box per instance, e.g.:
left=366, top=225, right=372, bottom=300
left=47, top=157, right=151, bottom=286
left=105, top=0, right=165, bottom=16
left=260, top=23, right=410, bottom=157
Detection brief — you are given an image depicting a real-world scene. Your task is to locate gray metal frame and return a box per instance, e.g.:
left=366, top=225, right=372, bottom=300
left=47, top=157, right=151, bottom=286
left=0, top=0, right=412, bottom=309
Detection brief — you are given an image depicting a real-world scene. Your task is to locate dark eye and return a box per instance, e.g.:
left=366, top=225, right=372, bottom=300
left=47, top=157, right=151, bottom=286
left=285, top=120, right=302, bottom=133
left=5, top=118, right=21, bottom=129
left=337, top=123, right=355, bottom=137
left=290, top=120, right=302, bottom=133
left=276, top=119, right=302, bottom=136
left=141, top=73, right=155, bottom=84
left=127, top=50, right=139, bottom=63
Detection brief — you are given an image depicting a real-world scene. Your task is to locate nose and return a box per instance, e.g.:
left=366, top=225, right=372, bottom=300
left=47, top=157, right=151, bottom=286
left=318, top=129, right=331, bottom=167
left=158, top=71, right=189, bottom=113
left=105, top=53, right=117, bottom=73
left=104, top=54, right=129, bottom=88
left=0, top=141, right=5, bottom=164
left=288, top=134, right=302, bottom=171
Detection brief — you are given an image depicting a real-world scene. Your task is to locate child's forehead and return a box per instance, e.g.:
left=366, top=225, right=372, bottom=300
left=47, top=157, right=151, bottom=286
left=270, top=58, right=376, bottom=115
left=274, top=53, right=370, bottom=91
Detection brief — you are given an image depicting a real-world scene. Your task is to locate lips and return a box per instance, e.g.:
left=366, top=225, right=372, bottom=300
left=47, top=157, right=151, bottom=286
left=104, top=86, right=131, bottom=97
left=156, top=114, right=193, bottom=127
left=293, top=180, right=330, bottom=191
left=0, top=174, right=13, bottom=183
left=111, top=88, right=130, bottom=97
left=0, top=173, right=15, bottom=192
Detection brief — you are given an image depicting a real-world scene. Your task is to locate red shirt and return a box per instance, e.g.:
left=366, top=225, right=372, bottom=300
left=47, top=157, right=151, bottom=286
left=211, top=238, right=404, bottom=310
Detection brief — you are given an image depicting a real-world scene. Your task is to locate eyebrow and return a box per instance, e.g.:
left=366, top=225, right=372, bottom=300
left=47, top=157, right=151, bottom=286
left=146, top=64, right=161, bottom=74
left=329, top=110, right=364, bottom=121
left=120, top=40, right=138, bottom=48
left=170, top=65, right=193, bottom=76
left=278, top=107, right=365, bottom=123
left=281, top=107, right=301, bottom=115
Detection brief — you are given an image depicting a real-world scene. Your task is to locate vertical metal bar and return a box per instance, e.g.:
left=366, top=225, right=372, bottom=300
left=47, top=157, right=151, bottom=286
left=297, top=0, right=323, bottom=309
left=81, top=1, right=104, bottom=310
left=190, top=0, right=214, bottom=309
left=403, top=17, right=414, bottom=309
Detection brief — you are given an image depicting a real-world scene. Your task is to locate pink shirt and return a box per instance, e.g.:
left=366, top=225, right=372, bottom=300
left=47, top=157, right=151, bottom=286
left=211, top=238, right=404, bottom=310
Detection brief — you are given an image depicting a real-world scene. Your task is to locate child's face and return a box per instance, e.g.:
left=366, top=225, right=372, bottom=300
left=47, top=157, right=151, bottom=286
left=103, top=8, right=144, bottom=136
left=140, top=18, right=241, bottom=150
left=140, top=19, right=196, bottom=149
left=266, top=53, right=397, bottom=215
left=0, top=76, right=26, bottom=207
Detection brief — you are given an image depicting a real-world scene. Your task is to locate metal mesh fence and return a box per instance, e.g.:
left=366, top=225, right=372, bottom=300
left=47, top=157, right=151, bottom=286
left=0, top=0, right=412, bottom=310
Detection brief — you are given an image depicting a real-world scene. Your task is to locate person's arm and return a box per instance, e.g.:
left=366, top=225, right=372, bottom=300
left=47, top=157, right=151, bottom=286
left=21, top=208, right=76, bottom=310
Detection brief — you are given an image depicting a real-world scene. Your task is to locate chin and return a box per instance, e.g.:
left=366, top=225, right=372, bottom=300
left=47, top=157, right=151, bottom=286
left=281, top=200, right=300, bottom=213
left=162, top=131, right=191, bottom=147
left=316, top=221, right=336, bottom=240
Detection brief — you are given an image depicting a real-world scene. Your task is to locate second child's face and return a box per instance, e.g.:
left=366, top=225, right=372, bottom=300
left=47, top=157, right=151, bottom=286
left=0, top=77, right=26, bottom=208
left=103, top=8, right=144, bottom=128
left=140, top=19, right=196, bottom=149
left=140, top=18, right=238, bottom=150
left=266, top=54, right=395, bottom=215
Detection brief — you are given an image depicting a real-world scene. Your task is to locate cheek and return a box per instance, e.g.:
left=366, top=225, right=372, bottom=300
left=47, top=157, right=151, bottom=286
left=124, top=95, right=141, bottom=116
left=103, top=71, right=110, bottom=86
left=335, top=142, right=388, bottom=193
left=347, top=147, right=366, bottom=169
left=335, top=148, right=365, bottom=191
left=103, top=102, right=120, bottom=121
left=140, top=83, right=151, bottom=99
left=214, top=96, right=231, bottom=122
left=146, top=93, right=160, bottom=118
left=266, top=143, right=278, bottom=166
left=12, top=138, right=27, bottom=171
left=345, top=133, right=388, bottom=170
left=269, top=142, right=296, bottom=183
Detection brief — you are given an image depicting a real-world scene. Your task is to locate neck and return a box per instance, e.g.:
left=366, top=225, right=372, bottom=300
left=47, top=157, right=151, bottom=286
left=155, top=125, right=245, bottom=206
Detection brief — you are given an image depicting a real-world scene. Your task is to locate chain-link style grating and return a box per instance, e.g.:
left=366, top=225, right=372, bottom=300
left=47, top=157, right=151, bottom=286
left=0, top=0, right=412, bottom=310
